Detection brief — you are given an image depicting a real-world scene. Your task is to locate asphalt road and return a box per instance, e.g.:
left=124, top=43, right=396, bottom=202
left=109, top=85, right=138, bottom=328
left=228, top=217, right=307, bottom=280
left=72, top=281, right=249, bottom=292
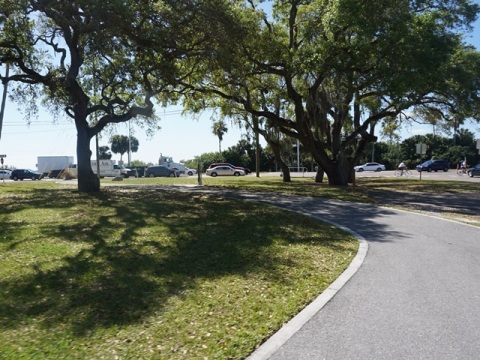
left=178, top=188, right=480, bottom=360
left=263, top=170, right=480, bottom=182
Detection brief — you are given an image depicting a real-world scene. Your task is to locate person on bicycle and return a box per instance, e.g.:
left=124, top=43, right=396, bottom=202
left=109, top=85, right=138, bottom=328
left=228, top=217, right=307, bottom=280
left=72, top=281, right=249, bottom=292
left=398, top=161, right=408, bottom=176
left=460, top=160, right=468, bottom=173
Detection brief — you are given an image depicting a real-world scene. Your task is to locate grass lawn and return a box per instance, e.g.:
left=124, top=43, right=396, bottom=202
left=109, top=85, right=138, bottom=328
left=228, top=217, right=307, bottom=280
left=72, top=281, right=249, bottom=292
left=0, top=181, right=357, bottom=359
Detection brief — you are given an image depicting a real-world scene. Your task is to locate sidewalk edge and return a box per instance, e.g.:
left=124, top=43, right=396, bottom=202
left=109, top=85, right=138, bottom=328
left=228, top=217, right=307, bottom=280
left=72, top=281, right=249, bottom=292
left=246, top=223, right=368, bottom=360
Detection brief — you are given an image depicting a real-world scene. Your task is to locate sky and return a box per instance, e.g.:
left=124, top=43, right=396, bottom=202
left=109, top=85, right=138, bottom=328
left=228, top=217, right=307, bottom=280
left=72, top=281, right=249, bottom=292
left=0, top=17, right=479, bottom=170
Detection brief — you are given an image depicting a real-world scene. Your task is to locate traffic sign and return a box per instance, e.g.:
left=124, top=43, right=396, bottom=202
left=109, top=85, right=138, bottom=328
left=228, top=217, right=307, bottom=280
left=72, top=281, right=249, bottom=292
left=415, top=144, right=427, bottom=155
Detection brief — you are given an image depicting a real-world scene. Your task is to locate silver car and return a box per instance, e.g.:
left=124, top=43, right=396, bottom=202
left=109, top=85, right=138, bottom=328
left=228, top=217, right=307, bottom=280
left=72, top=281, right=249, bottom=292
left=206, top=166, right=245, bottom=177
left=354, top=162, right=386, bottom=172
left=0, top=169, right=12, bottom=180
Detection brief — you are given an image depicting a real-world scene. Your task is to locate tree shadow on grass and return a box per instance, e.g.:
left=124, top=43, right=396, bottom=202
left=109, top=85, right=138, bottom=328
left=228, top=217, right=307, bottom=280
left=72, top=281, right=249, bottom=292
left=0, top=187, right=345, bottom=338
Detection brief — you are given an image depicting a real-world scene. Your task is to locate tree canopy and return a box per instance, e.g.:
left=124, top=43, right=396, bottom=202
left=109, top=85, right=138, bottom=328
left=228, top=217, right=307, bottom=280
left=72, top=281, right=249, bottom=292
left=212, top=119, right=228, bottom=152
left=1, top=0, right=479, bottom=188
left=110, top=135, right=139, bottom=161
left=0, top=0, right=204, bottom=191
left=177, top=0, right=480, bottom=185
left=98, top=146, right=112, bottom=160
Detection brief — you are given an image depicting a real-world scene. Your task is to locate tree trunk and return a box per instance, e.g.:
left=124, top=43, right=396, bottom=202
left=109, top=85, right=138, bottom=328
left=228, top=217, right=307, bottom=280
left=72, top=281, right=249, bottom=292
left=77, top=126, right=100, bottom=192
left=347, top=166, right=356, bottom=184
left=280, top=163, right=291, bottom=182
left=326, top=162, right=349, bottom=186
left=315, top=168, right=325, bottom=183
left=267, top=139, right=291, bottom=182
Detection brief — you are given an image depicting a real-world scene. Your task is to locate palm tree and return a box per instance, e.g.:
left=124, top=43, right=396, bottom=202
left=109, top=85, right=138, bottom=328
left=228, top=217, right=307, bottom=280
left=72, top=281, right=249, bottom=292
left=110, top=135, right=139, bottom=162
left=212, top=119, right=228, bottom=153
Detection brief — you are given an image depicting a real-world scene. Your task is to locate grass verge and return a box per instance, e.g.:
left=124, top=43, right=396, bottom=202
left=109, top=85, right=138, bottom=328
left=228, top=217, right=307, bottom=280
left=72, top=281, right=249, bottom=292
left=111, top=175, right=480, bottom=225
left=0, top=182, right=357, bottom=359
left=102, top=174, right=480, bottom=225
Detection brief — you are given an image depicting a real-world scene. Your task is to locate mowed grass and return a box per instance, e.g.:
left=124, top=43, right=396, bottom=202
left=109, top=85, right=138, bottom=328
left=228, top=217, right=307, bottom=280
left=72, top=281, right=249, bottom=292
left=115, top=173, right=480, bottom=201
left=0, top=181, right=357, bottom=359
left=109, top=174, right=374, bottom=203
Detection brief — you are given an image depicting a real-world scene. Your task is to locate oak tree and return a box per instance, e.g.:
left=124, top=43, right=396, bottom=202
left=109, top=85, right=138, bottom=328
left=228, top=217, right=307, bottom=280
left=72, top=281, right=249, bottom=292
left=0, top=0, right=187, bottom=191
left=179, top=0, right=480, bottom=185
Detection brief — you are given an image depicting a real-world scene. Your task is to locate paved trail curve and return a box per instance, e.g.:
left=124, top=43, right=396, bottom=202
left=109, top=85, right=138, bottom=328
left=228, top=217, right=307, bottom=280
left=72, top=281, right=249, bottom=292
left=182, top=188, right=480, bottom=360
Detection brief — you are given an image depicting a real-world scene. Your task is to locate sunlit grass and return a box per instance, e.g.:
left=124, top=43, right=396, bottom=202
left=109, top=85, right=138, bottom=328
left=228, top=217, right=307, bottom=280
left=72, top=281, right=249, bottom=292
left=115, top=174, right=373, bottom=203
left=114, top=173, right=479, bottom=202
left=0, top=182, right=357, bottom=359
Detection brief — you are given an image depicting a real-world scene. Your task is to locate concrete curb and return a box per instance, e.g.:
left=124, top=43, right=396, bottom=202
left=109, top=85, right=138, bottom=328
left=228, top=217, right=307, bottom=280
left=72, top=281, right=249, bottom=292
left=246, top=223, right=368, bottom=360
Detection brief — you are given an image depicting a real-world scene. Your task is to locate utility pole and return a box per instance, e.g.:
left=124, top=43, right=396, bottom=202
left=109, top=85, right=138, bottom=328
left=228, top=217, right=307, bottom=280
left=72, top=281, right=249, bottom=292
left=0, top=63, right=10, bottom=142
left=453, top=117, right=457, bottom=145
left=252, top=115, right=260, bottom=177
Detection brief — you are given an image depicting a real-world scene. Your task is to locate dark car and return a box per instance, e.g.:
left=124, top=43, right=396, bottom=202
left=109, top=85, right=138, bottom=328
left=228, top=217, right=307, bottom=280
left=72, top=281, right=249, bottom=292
left=416, top=160, right=450, bottom=172
left=467, top=164, right=480, bottom=178
left=10, top=169, right=42, bottom=181
left=144, top=165, right=177, bottom=178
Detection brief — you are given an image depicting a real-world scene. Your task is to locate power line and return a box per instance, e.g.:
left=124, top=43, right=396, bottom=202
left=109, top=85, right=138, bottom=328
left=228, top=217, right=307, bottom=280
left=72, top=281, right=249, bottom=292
left=2, top=127, right=74, bottom=135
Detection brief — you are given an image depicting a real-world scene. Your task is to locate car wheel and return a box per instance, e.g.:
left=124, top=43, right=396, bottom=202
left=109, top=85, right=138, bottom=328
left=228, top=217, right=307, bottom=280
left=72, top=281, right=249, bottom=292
left=211, top=172, right=218, bottom=177
left=13, top=176, right=18, bottom=181
left=357, top=168, right=364, bottom=172
left=234, top=172, right=240, bottom=176
left=32, top=176, right=36, bottom=181
left=444, top=168, right=449, bottom=172
left=149, top=173, right=155, bottom=178
left=427, top=167, right=432, bottom=172
left=376, top=168, right=382, bottom=172
left=468, top=172, right=474, bottom=177
left=187, top=171, right=193, bottom=176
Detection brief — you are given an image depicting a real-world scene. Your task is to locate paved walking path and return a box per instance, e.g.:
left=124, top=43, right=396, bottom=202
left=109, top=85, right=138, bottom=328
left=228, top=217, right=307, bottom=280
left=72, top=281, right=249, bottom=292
left=179, top=188, right=480, bottom=360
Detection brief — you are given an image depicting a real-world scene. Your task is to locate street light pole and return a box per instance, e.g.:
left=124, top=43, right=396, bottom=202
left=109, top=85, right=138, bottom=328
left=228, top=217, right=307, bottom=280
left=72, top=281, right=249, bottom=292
left=128, top=120, right=131, bottom=166
left=296, top=139, right=300, bottom=172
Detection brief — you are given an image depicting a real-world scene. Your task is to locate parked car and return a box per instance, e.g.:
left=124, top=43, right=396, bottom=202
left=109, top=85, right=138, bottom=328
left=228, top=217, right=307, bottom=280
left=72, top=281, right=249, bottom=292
left=144, top=165, right=178, bottom=178
left=354, top=162, right=386, bottom=172
left=206, top=166, right=245, bottom=177
left=208, top=163, right=250, bottom=174
left=467, top=163, right=480, bottom=177
left=173, top=167, right=197, bottom=176
left=415, top=159, right=450, bottom=172
left=10, top=169, right=42, bottom=181
left=0, top=169, right=12, bottom=180
left=185, top=168, right=197, bottom=176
